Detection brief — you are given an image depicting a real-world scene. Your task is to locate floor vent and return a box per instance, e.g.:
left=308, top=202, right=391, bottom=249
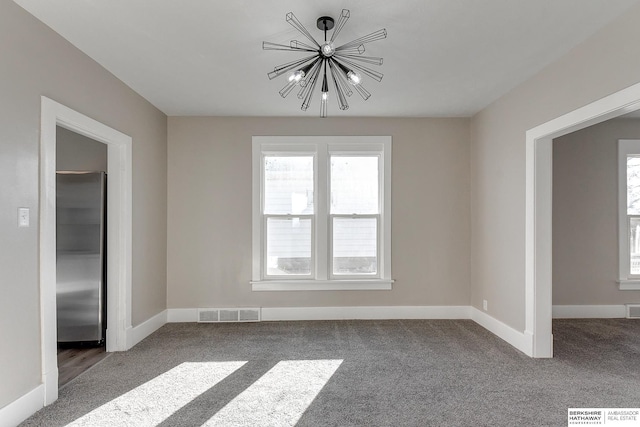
left=626, top=304, right=640, bottom=319
left=198, top=308, right=261, bottom=323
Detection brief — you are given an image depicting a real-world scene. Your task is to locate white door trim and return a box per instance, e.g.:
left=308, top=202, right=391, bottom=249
left=39, top=97, right=132, bottom=405
left=525, top=82, right=640, bottom=357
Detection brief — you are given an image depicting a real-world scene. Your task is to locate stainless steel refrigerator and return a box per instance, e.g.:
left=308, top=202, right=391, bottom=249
left=56, top=171, right=106, bottom=345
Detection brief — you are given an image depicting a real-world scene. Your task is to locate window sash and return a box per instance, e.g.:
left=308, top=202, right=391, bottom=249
left=627, top=215, right=640, bottom=278
left=329, top=154, right=381, bottom=215
left=329, top=214, right=380, bottom=279
left=261, top=153, right=316, bottom=216
left=263, top=215, right=315, bottom=279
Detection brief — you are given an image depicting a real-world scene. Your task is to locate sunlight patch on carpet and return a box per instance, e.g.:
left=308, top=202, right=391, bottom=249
left=65, top=361, right=247, bottom=427
left=203, top=359, right=343, bottom=427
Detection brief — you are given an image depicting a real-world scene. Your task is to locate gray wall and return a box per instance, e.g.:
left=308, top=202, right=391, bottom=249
left=0, top=1, right=167, bottom=410
left=553, top=118, right=640, bottom=305
left=167, top=117, right=470, bottom=309
left=470, top=2, right=640, bottom=331
left=56, top=126, right=107, bottom=172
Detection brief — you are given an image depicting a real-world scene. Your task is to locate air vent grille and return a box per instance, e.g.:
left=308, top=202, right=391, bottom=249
left=240, top=309, right=260, bottom=322
left=198, top=309, right=219, bottom=322
left=626, top=304, right=640, bottom=319
left=197, top=308, right=261, bottom=323
left=219, top=309, right=239, bottom=322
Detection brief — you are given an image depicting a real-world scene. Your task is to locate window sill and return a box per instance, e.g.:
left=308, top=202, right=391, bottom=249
left=251, top=279, right=394, bottom=291
left=617, top=280, right=640, bottom=290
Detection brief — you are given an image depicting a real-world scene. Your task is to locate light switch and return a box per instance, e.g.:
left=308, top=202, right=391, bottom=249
left=18, top=207, right=30, bottom=227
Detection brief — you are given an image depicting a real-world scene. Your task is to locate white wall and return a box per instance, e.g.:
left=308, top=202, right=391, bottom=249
left=471, top=2, right=640, bottom=331
left=0, top=1, right=167, bottom=411
left=167, top=117, right=470, bottom=309
left=553, top=118, right=640, bottom=305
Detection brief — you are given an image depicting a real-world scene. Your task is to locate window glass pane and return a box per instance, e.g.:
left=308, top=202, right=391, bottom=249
left=264, top=156, right=313, bottom=214
left=330, top=156, right=378, bottom=214
left=332, top=217, right=377, bottom=275
left=630, top=217, right=640, bottom=275
left=627, top=156, right=640, bottom=214
left=266, top=218, right=312, bottom=276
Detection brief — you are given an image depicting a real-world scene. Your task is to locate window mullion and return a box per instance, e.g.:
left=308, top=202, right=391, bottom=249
left=316, top=146, right=328, bottom=280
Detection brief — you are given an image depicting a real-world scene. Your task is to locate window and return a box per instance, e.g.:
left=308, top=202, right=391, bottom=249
left=618, top=139, right=640, bottom=290
left=252, top=136, right=392, bottom=291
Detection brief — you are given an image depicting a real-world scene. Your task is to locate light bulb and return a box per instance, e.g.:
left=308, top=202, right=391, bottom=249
left=347, top=70, right=361, bottom=86
left=320, top=42, right=335, bottom=58
left=320, top=91, right=328, bottom=118
left=288, top=69, right=305, bottom=83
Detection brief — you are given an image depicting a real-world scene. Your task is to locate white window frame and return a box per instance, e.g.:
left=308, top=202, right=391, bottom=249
left=251, top=136, right=393, bottom=291
left=617, top=139, right=640, bottom=290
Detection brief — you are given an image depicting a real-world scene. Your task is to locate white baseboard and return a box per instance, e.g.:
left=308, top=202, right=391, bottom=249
left=167, top=306, right=471, bottom=323
left=42, top=365, right=58, bottom=406
left=471, top=308, right=533, bottom=356
left=0, top=385, right=44, bottom=427
left=167, top=308, right=198, bottom=322
left=260, top=305, right=471, bottom=321
left=552, top=305, right=626, bottom=318
left=126, top=310, right=168, bottom=349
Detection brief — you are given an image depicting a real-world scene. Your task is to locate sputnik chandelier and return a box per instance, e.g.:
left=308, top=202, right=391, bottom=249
left=263, top=9, right=386, bottom=117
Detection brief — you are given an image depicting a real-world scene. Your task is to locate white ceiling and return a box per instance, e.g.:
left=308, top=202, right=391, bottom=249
left=13, top=0, right=640, bottom=117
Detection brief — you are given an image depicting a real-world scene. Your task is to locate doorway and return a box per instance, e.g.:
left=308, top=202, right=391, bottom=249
left=56, top=127, right=109, bottom=387
left=551, top=114, right=640, bottom=318
left=39, top=97, right=132, bottom=405
left=526, top=82, right=640, bottom=358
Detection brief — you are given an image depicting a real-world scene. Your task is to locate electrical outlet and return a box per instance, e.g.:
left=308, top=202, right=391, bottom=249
left=483, top=300, right=488, bottom=311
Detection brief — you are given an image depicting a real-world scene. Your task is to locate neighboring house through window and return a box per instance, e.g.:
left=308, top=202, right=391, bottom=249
left=251, top=136, right=392, bottom=291
left=618, top=139, right=640, bottom=290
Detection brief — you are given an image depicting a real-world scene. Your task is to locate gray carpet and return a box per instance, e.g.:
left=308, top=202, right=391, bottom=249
left=20, top=319, right=640, bottom=426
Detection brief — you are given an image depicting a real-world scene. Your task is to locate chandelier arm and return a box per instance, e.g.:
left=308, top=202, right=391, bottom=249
left=279, top=79, right=298, bottom=98
left=320, top=96, right=327, bottom=117
left=272, top=55, right=317, bottom=73
left=353, top=82, right=372, bottom=101
left=291, top=40, right=318, bottom=51
left=328, top=59, right=353, bottom=97
left=336, top=45, right=365, bottom=55
left=262, top=41, right=316, bottom=52
left=301, top=64, right=323, bottom=111
left=267, top=55, right=318, bottom=80
left=330, top=9, right=350, bottom=43
left=332, top=59, right=370, bottom=100
left=336, top=29, right=387, bottom=50
left=322, top=61, right=329, bottom=93
left=286, top=12, right=321, bottom=48
left=328, top=63, right=349, bottom=110
left=333, top=53, right=383, bottom=66
left=297, top=60, right=323, bottom=99
left=320, top=63, right=329, bottom=118
left=334, top=57, right=384, bottom=82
